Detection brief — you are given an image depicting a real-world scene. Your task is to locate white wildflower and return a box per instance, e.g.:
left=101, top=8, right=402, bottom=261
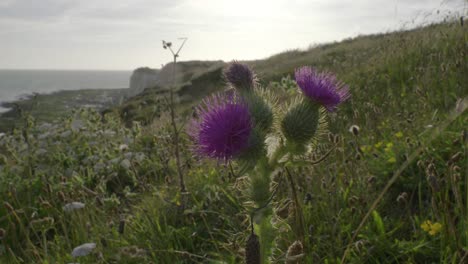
left=103, top=130, right=116, bottom=137
left=36, top=149, right=47, bottom=156
left=37, top=122, right=52, bottom=131
left=135, top=153, right=146, bottom=162
left=71, top=119, right=85, bottom=132
left=109, top=158, right=120, bottom=165
left=93, top=162, right=106, bottom=171
left=123, top=152, right=133, bottom=160
left=120, top=159, right=131, bottom=169
left=38, top=132, right=51, bottom=140
left=63, top=202, right=85, bottom=212
left=119, top=144, right=128, bottom=151
left=60, top=130, right=72, bottom=138
left=71, top=242, right=96, bottom=257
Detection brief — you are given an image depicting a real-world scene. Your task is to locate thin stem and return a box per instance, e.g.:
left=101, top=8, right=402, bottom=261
left=284, top=167, right=306, bottom=243
left=169, top=55, right=186, bottom=193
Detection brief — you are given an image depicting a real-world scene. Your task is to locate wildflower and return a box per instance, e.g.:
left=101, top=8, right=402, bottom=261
left=421, top=220, right=442, bottom=236
left=384, top=142, right=393, bottom=153
left=429, top=222, right=442, bottom=235
left=420, top=220, right=431, bottom=232
left=72, top=242, right=96, bottom=257
left=295, top=66, right=350, bottom=111
left=70, top=119, right=85, bottom=132
left=395, top=131, right=403, bottom=138
left=119, top=144, right=129, bottom=151
left=360, top=145, right=371, bottom=153
left=63, top=202, right=85, bottom=212
left=120, top=159, right=131, bottom=169
left=374, top=141, right=383, bottom=148
left=189, top=93, right=252, bottom=161
left=224, top=61, right=256, bottom=91
left=387, top=157, right=396, bottom=163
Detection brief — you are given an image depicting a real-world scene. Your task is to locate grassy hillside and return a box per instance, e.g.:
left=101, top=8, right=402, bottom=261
left=0, top=21, right=466, bottom=263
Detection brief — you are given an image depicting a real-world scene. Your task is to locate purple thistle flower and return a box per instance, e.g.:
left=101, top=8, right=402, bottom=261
left=295, top=66, right=350, bottom=111
left=224, top=61, right=256, bottom=91
left=189, top=93, right=252, bottom=161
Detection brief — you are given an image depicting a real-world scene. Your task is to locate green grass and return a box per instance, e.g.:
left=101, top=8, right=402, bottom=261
left=0, top=21, right=466, bottom=263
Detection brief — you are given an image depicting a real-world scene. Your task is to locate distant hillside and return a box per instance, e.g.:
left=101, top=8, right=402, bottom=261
left=128, top=61, right=224, bottom=95
left=117, top=22, right=467, bottom=126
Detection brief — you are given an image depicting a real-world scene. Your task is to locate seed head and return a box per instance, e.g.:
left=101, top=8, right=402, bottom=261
left=349, top=125, right=360, bottom=136
left=396, top=192, right=408, bottom=204
left=286, top=240, right=304, bottom=264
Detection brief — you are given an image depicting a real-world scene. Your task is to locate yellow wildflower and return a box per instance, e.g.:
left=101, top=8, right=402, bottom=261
left=360, top=145, right=371, bottom=153
left=420, top=220, right=431, bottom=232
left=385, top=142, right=394, bottom=153
left=387, top=157, right=396, bottom=164
left=429, top=222, right=442, bottom=236
left=421, top=220, right=442, bottom=236
left=374, top=142, right=383, bottom=148
left=395, top=132, right=403, bottom=138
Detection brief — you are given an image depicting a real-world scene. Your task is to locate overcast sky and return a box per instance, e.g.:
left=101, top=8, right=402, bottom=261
left=0, top=0, right=465, bottom=70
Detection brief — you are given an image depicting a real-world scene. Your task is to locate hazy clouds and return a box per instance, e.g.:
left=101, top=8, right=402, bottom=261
left=0, top=0, right=465, bottom=69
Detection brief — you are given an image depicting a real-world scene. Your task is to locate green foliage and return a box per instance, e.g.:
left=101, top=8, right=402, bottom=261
left=0, top=21, right=466, bottom=263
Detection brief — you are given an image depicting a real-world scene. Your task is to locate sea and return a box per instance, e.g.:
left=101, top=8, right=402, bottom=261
left=0, top=70, right=132, bottom=112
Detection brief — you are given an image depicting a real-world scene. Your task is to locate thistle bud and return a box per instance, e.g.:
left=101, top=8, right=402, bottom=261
left=224, top=62, right=256, bottom=91
left=245, top=233, right=261, bottom=264
left=281, top=100, right=320, bottom=151
left=286, top=240, right=304, bottom=264
left=244, top=93, right=274, bottom=134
